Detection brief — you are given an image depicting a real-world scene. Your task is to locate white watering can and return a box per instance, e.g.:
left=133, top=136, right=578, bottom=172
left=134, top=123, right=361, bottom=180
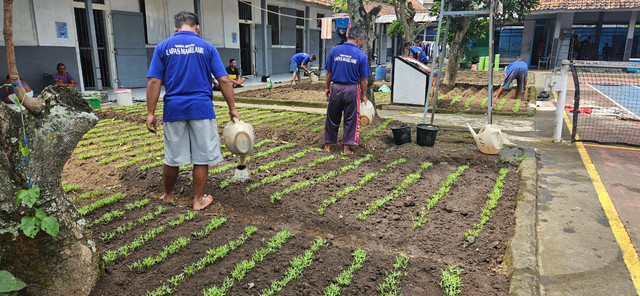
left=467, top=123, right=505, bottom=155
left=223, top=117, right=255, bottom=156
left=360, top=101, right=375, bottom=126
left=223, top=117, right=256, bottom=182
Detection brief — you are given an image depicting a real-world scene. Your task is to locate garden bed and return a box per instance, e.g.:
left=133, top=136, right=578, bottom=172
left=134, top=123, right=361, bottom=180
left=62, top=103, right=524, bottom=295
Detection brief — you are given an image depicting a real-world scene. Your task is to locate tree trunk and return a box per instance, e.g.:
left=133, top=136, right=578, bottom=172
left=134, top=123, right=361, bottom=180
left=444, top=17, right=471, bottom=86
left=394, top=0, right=417, bottom=44
left=3, top=0, right=42, bottom=115
left=0, top=86, right=99, bottom=295
left=346, top=0, right=379, bottom=114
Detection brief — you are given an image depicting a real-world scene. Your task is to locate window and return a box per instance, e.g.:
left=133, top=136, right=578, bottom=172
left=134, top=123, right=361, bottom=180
left=268, top=5, right=280, bottom=45
left=296, top=10, right=304, bottom=27
left=239, top=1, right=252, bottom=21
left=317, top=13, right=324, bottom=28
left=497, top=27, right=523, bottom=59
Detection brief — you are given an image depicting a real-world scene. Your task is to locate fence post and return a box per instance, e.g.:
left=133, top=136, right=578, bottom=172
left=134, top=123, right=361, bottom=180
left=553, top=60, right=570, bottom=142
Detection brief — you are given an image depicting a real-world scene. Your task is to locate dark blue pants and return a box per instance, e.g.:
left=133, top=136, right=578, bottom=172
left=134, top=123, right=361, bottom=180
left=324, top=83, right=360, bottom=145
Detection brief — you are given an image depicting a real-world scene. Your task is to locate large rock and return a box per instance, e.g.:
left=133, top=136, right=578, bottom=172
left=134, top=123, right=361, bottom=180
left=0, top=85, right=99, bottom=295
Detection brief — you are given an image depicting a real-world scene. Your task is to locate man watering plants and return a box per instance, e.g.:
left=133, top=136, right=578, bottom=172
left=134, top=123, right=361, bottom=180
left=324, top=26, right=369, bottom=154
left=495, top=58, right=528, bottom=101
left=145, top=11, right=240, bottom=211
left=290, top=52, right=316, bottom=86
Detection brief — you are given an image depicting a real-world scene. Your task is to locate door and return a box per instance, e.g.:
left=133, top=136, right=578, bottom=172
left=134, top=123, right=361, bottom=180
left=111, top=11, right=148, bottom=88
left=296, top=28, right=303, bottom=53
left=74, top=8, right=111, bottom=88
left=239, top=23, right=253, bottom=76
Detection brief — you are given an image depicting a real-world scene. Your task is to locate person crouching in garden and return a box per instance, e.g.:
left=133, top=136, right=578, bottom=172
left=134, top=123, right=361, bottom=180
left=324, top=26, right=369, bottom=154
left=145, top=11, right=240, bottom=210
left=495, top=58, right=528, bottom=101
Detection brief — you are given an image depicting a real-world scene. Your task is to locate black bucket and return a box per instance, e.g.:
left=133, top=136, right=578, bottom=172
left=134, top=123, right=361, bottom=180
left=416, top=124, right=439, bottom=147
left=391, top=125, right=411, bottom=145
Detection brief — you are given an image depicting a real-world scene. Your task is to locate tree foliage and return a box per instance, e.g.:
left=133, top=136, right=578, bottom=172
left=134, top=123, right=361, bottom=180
left=387, top=20, right=404, bottom=37
left=429, top=0, right=539, bottom=85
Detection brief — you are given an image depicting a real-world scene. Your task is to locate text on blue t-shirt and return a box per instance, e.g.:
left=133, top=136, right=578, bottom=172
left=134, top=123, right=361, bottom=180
left=291, top=52, right=310, bottom=66
left=147, top=30, right=227, bottom=122
left=325, top=42, right=370, bottom=85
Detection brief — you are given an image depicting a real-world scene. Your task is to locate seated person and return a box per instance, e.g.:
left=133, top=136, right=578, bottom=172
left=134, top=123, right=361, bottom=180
left=1, top=75, right=33, bottom=104
left=53, top=63, right=78, bottom=87
left=225, top=59, right=245, bottom=88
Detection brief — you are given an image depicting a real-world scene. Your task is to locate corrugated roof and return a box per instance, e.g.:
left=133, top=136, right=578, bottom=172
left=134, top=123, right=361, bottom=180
left=298, top=0, right=333, bottom=7
left=535, top=0, right=640, bottom=10
left=376, top=13, right=436, bottom=24
left=366, top=0, right=430, bottom=17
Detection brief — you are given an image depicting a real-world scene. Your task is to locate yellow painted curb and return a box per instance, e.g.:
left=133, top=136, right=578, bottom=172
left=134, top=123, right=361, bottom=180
left=555, top=91, right=640, bottom=294
left=583, top=143, right=640, bottom=152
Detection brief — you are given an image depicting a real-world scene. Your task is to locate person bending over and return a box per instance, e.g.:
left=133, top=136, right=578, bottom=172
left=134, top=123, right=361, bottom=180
left=324, top=26, right=369, bottom=154
left=290, top=52, right=316, bottom=86
left=146, top=11, right=240, bottom=211
left=495, top=59, right=528, bottom=101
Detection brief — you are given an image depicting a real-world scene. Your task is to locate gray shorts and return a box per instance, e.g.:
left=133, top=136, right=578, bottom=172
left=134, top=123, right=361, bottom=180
left=163, top=119, right=223, bottom=167
left=501, top=68, right=528, bottom=92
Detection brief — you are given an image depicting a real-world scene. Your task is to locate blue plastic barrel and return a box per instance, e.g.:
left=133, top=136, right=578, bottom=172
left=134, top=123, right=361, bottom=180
left=375, top=66, right=386, bottom=81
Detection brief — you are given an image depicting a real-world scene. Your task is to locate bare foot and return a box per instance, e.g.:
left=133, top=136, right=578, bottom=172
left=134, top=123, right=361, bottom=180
left=343, top=146, right=354, bottom=155
left=324, top=144, right=331, bottom=153
left=193, top=194, right=214, bottom=211
left=160, top=193, right=174, bottom=203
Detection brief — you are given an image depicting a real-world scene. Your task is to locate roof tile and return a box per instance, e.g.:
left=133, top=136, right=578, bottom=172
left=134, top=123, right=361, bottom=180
left=536, top=0, right=640, bottom=10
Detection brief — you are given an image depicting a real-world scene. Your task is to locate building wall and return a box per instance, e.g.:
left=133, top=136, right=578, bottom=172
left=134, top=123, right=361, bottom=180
left=110, top=0, right=139, bottom=12
left=0, top=46, right=80, bottom=94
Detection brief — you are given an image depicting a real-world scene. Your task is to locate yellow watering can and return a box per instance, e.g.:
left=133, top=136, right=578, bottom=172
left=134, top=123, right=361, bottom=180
left=467, top=123, right=505, bottom=155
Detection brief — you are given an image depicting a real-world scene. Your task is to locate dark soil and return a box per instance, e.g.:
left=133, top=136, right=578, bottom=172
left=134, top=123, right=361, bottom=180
left=236, top=81, right=327, bottom=103
left=62, top=104, right=522, bottom=296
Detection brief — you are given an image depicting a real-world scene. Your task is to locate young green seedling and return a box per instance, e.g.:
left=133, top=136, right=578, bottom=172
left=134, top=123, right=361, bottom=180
left=318, top=158, right=405, bottom=215
left=203, top=229, right=294, bottom=296
left=357, top=162, right=433, bottom=220
left=270, top=155, right=373, bottom=203
left=463, top=168, right=508, bottom=245
left=378, top=253, right=409, bottom=296
left=413, top=164, right=469, bottom=228
left=145, top=226, right=258, bottom=296
left=260, top=237, right=327, bottom=296
left=439, top=265, right=463, bottom=296
left=322, top=248, right=368, bottom=296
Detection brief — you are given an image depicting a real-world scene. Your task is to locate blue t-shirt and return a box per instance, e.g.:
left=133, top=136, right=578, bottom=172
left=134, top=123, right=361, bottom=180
left=410, top=46, right=428, bottom=64
left=147, top=30, right=227, bottom=122
left=505, top=61, right=528, bottom=74
left=325, top=42, right=370, bottom=85
left=291, top=53, right=310, bottom=66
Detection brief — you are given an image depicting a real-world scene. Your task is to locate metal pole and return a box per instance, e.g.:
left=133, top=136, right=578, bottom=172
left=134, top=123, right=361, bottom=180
left=430, top=1, right=452, bottom=124
left=553, top=61, right=570, bottom=143
left=261, top=0, right=269, bottom=79
left=421, top=0, right=446, bottom=123
left=487, top=0, right=495, bottom=124
left=84, top=0, right=102, bottom=90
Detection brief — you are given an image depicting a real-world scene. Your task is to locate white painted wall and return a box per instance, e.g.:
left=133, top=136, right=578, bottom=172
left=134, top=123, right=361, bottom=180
left=222, top=0, right=240, bottom=49
left=110, top=0, right=139, bottom=12
left=32, top=0, right=77, bottom=47
left=0, top=0, right=37, bottom=46
left=202, top=0, right=224, bottom=46
left=165, top=0, right=194, bottom=35
left=145, top=0, right=167, bottom=44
